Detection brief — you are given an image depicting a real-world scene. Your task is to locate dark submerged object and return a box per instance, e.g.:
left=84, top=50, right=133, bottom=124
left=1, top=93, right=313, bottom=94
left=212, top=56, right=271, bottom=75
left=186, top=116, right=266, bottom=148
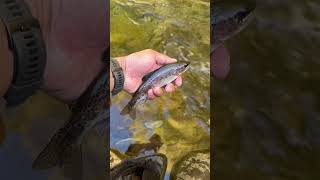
left=170, top=149, right=210, bottom=180
left=110, top=154, right=167, bottom=180
left=125, top=134, right=163, bottom=157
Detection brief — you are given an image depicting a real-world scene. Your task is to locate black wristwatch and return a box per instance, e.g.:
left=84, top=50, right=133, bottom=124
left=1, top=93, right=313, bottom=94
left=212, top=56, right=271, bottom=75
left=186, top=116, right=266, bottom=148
left=0, top=0, right=46, bottom=106
left=110, top=58, right=124, bottom=96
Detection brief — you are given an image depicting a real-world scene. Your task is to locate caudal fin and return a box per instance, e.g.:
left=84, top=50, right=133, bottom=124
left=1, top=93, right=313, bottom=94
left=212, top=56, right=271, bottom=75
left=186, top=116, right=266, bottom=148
left=62, top=146, right=83, bottom=180
left=33, top=131, right=83, bottom=180
left=32, top=133, right=63, bottom=169
left=120, top=103, right=136, bottom=119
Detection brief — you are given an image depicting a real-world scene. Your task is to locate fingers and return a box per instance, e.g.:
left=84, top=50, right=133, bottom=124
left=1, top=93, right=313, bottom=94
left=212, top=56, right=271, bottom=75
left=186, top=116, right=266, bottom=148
left=174, top=76, right=182, bottom=87
left=165, top=83, right=175, bottom=92
left=153, top=87, right=163, bottom=97
left=147, top=84, right=178, bottom=100
left=147, top=89, right=157, bottom=100
left=146, top=76, right=184, bottom=100
left=147, top=87, right=163, bottom=100
left=211, top=45, right=230, bottom=80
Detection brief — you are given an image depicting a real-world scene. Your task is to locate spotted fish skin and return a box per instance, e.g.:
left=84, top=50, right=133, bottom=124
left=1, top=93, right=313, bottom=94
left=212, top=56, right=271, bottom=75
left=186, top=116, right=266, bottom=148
left=32, top=67, right=110, bottom=179
left=120, top=62, right=189, bottom=119
left=211, top=1, right=256, bottom=52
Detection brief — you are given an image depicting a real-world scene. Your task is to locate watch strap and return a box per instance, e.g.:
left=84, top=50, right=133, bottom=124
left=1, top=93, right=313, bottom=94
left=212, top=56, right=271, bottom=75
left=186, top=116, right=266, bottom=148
left=110, top=58, right=124, bottom=96
left=0, top=0, right=46, bottom=106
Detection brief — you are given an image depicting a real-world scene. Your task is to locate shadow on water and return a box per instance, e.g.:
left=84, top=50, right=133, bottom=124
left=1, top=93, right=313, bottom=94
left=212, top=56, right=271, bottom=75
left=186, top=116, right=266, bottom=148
left=0, top=93, right=106, bottom=180
left=110, top=0, right=210, bottom=179
left=213, top=0, right=320, bottom=179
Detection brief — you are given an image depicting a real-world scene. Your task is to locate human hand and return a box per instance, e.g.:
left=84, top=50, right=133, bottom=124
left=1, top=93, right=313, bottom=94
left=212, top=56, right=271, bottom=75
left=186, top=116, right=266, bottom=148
left=25, top=0, right=108, bottom=102
left=211, top=45, right=230, bottom=79
left=115, top=49, right=183, bottom=100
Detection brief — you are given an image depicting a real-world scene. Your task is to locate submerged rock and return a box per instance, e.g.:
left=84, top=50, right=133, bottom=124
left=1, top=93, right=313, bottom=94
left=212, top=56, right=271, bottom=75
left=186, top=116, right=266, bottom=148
left=110, top=149, right=129, bottom=169
left=171, top=149, right=210, bottom=180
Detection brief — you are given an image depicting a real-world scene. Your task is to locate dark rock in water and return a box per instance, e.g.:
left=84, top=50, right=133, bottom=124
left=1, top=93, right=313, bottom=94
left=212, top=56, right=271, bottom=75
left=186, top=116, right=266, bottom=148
left=170, top=149, right=210, bottom=180
left=125, top=134, right=163, bottom=157
left=110, top=154, right=167, bottom=180
left=110, top=148, right=129, bottom=169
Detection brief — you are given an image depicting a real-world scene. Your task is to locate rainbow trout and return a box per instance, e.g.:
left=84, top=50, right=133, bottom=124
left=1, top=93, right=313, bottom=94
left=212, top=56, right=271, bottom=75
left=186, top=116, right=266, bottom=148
left=211, top=1, right=256, bottom=52
left=121, top=62, right=189, bottom=119
left=32, top=67, right=109, bottom=179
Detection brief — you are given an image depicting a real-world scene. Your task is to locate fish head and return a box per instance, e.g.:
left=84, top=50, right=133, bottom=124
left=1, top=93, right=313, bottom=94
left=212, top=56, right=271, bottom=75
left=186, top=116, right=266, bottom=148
left=174, top=62, right=190, bottom=75
left=211, top=1, right=256, bottom=51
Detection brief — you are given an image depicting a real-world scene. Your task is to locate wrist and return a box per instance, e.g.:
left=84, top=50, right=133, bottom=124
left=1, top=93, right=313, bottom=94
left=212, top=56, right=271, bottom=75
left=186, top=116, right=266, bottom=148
left=110, top=57, right=126, bottom=95
left=112, top=56, right=128, bottom=93
left=23, top=0, right=50, bottom=40
left=114, top=57, right=127, bottom=72
left=0, top=18, right=13, bottom=97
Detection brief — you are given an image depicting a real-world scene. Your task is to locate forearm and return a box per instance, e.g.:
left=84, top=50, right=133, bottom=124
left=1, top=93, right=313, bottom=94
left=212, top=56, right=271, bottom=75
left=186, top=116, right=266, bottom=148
left=0, top=19, right=13, bottom=97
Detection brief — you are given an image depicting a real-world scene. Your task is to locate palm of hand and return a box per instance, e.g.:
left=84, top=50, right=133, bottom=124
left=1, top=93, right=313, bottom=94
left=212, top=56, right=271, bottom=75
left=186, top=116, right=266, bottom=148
left=123, top=52, right=163, bottom=93
left=36, top=0, right=108, bottom=101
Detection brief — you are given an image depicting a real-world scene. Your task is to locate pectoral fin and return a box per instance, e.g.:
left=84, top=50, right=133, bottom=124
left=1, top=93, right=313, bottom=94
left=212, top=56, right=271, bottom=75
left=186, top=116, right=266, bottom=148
left=33, top=130, right=83, bottom=180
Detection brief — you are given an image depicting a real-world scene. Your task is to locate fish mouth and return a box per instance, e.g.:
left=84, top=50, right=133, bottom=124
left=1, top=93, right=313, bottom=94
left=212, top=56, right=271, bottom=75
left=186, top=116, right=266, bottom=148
left=176, top=62, right=190, bottom=74
left=182, top=62, right=190, bottom=72
left=184, top=62, right=190, bottom=68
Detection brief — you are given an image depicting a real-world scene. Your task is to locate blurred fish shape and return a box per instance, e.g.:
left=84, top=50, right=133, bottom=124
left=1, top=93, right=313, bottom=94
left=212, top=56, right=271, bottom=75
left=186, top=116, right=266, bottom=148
left=211, top=1, right=256, bottom=52
left=32, top=67, right=109, bottom=180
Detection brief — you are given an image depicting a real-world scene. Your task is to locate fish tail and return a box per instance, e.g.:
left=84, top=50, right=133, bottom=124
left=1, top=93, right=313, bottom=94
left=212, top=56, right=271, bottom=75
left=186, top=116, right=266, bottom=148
left=62, top=145, right=83, bottom=180
left=120, top=102, right=136, bottom=119
left=33, top=130, right=83, bottom=180
left=32, top=132, right=63, bottom=169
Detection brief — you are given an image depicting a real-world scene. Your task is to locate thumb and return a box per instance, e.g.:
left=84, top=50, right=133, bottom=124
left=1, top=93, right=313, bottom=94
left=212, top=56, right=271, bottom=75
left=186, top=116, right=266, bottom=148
left=154, top=52, right=177, bottom=65
left=211, top=45, right=230, bottom=79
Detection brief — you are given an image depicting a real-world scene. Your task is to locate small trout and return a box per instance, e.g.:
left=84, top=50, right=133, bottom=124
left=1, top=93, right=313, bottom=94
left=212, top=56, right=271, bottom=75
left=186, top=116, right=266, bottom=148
left=211, top=1, right=256, bottom=52
left=121, top=62, right=190, bottom=119
left=32, top=67, right=109, bottom=179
